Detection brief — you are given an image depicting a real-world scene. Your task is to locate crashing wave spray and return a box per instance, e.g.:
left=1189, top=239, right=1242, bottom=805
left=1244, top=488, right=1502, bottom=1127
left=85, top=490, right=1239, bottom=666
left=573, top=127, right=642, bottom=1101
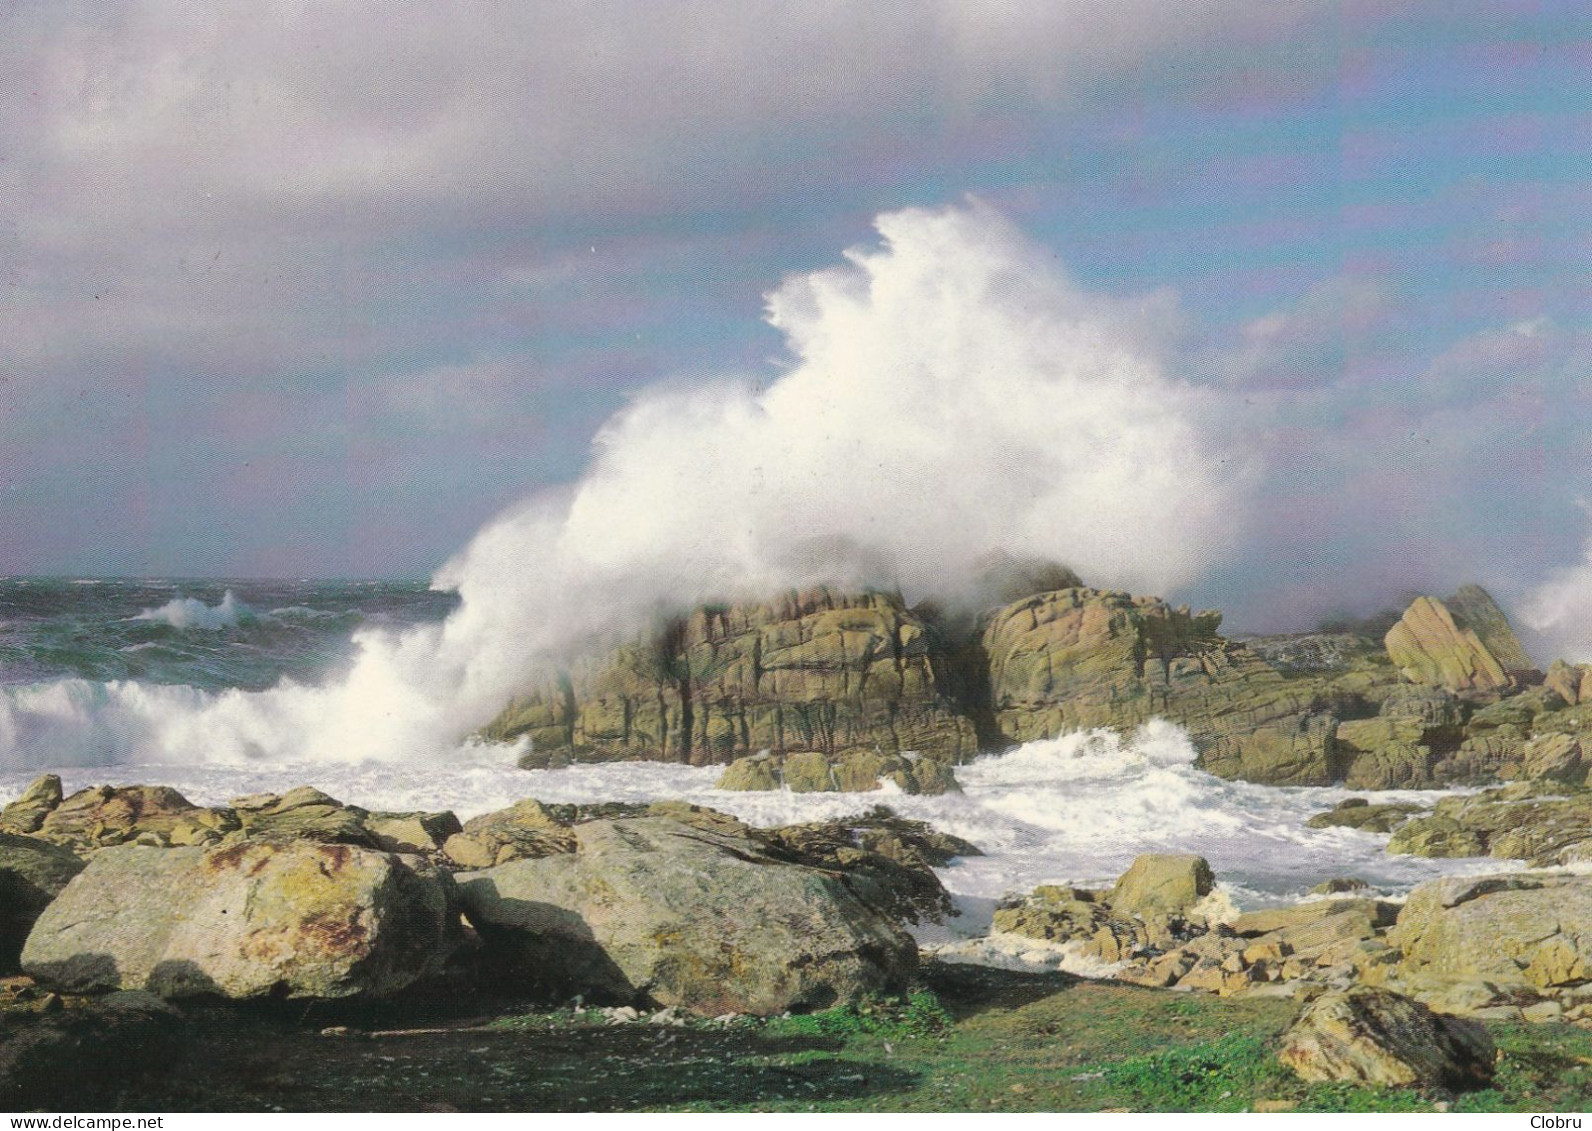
left=0, top=202, right=1249, bottom=768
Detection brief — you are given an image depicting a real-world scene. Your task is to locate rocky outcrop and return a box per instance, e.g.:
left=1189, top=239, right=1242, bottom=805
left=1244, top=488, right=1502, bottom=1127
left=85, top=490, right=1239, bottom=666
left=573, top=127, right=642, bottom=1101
left=22, top=839, right=455, bottom=1000
left=715, top=746, right=959, bottom=795
left=473, top=574, right=1588, bottom=791
left=1383, top=591, right=1522, bottom=696
left=6, top=780, right=461, bottom=859
left=0, top=775, right=63, bottom=835
left=0, top=835, right=83, bottom=971
left=1277, top=987, right=1495, bottom=1089
left=484, top=588, right=977, bottom=774
left=441, top=797, right=575, bottom=868
left=1385, top=782, right=1592, bottom=865
left=981, top=588, right=1376, bottom=785
left=454, top=815, right=916, bottom=1015
left=1306, top=798, right=1422, bottom=834
left=1389, top=874, right=1592, bottom=1002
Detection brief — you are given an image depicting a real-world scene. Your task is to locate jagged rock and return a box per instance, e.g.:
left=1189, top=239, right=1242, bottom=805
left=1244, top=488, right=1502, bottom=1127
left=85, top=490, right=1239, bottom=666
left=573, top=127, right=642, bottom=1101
left=0, top=836, right=83, bottom=972
left=1383, top=592, right=1517, bottom=696
left=34, top=784, right=236, bottom=851
left=992, top=886, right=1153, bottom=963
left=1445, top=584, right=1536, bottom=678
left=0, top=775, right=63, bottom=835
left=0, top=991, right=190, bottom=1109
left=485, top=588, right=977, bottom=770
left=1546, top=659, right=1592, bottom=706
left=1311, top=877, right=1370, bottom=895
left=1110, top=853, right=1214, bottom=919
left=761, top=812, right=963, bottom=926
left=22, top=839, right=454, bottom=1000
left=1385, top=783, right=1592, bottom=865
left=981, top=587, right=1356, bottom=785
left=454, top=816, right=915, bottom=1015
left=1277, top=987, right=1495, bottom=1088
left=364, top=810, right=464, bottom=855
left=441, top=798, right=575, bottom=868
left=1305, top=798, right=1422, bottom=833
left=1390, top=873, right=1592, bottom=994
left=1519, top=732, right=1588, bottom=785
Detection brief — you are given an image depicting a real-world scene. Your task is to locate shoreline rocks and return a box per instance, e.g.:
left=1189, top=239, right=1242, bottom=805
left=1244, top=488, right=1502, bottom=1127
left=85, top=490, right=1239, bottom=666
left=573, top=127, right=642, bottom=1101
left=456, top=815, right=917, bottom=1015
left=22, top=839, right=455, bottom=1000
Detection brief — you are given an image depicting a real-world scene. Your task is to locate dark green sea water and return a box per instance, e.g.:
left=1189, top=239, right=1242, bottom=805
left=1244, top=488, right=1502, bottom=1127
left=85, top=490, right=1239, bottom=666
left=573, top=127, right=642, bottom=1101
left=0, top=578, right=457, bottom=691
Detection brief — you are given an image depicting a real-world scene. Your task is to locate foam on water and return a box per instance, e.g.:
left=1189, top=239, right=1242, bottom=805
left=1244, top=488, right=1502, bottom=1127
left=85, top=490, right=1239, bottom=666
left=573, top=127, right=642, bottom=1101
left=0, top=719, right=1514, bottom=933
left=132, top=590, right=252, bottom=631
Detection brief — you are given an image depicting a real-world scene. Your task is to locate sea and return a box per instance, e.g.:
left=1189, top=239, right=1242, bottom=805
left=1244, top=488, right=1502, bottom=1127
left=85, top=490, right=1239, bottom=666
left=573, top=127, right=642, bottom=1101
left=0, top=577, right=1517, bottom=955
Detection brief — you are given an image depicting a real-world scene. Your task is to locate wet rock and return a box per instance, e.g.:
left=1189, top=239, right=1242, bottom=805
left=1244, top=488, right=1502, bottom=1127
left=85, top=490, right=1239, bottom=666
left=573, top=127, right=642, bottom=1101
left=1277, top=987, right=1495, bottom=1088
left=455, top=815, right=915, bottom=1015
left=1109, top=853, right=1214, bottom=920
left=22, top=839, right=454, bottom=1000
left=485, top=588, right=976, bottom=769
left=1385, top=783, right=1592, bottom=865
left=1306, top=799, right=1422, bottom=834
left=0, top=776, right=63, bottom=835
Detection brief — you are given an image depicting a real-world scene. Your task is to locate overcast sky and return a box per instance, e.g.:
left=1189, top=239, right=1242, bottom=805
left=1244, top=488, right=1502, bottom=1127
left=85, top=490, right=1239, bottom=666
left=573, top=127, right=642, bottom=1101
left=4, top=1, right=1592, bottom=638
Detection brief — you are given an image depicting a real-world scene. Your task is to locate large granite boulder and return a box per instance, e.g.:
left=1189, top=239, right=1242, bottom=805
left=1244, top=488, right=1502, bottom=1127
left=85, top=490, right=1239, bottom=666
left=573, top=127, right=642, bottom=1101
left=1389, top=873, right=1592, bottom=995
left=0, top=835, right=84, bottom=971
left=1277, top=987, right=1495, bottom=1088
left=484, top=588, right=976, bottom=770
left=441, top=798, right=575, bottom=868
left=1384, top=592, right=1518, bottom=696
left=22, top=839, right=454, bottom=1000
left=455, top=815, right=916, bottom=1015
left=1109, top=853, right=1214, bottom=919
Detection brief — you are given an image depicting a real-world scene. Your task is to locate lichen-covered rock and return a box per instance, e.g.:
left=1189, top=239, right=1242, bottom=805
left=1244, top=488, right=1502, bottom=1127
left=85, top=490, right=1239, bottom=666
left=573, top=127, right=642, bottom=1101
left=1390, top=873, right=1592, bottom=995
left=486, top=588, right=976, bottom=769
left=1385, top=783, right=1592, bottom=865
left=980, top=587, right=1356, bottom=785
left=991, top=886, right=1152, bottom=963
left=1277, top=987, right=1495, bottom=1088
left=0, top=835, right=83, bottom=972
left=0, top=775, right=63, bottom=835
left=22, top=839, right=454, bottom=1000
left=1305, top=798, right=1422, bottom=833
left=455, top=816, right=915, bottom=1015
left=441, top=798, right=575, bottom=869
left=1109, top=853, right=1214, bottom=919
left=35, top=784, right=237, bottom=851
left=1384, top=593, right=1516, bottom=696
left=714, top=747, right=960, bottom=795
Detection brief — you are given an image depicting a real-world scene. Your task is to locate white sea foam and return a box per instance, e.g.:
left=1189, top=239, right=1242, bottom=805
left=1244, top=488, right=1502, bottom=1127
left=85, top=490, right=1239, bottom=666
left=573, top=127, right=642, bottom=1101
left=0, top=720, right=1514, bottom=930
left=0, top=203, right=1251, bottom=772
left=133, top=589, right=252, bottom=631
